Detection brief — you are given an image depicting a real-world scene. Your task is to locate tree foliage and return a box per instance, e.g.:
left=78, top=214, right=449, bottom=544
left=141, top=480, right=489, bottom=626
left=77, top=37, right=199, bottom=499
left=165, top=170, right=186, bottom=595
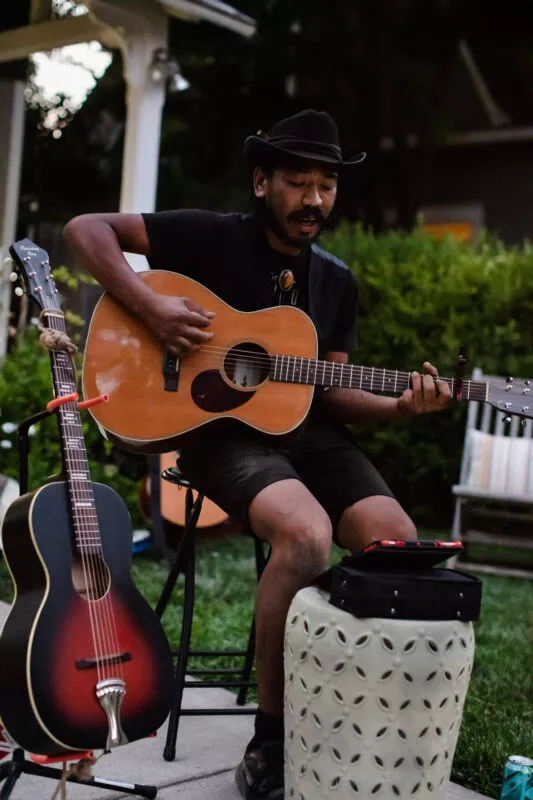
left=322, top=223, right=533, bottom=525
left=3, top=228, right=533, bottom=529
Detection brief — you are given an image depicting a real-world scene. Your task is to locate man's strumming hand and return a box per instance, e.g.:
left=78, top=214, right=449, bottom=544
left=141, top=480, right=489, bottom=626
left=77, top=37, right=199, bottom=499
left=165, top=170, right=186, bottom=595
left=142, top=294, right=215, bottom=357
left=397, top=361, right=451, bottom=418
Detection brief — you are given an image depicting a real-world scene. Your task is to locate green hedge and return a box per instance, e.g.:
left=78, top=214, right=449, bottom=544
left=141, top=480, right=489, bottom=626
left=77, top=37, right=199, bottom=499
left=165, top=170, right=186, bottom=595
left=322, top=224, right=533, bottom=526
left=2, top=228, right=533, bottom=529
left=0, top=328, right=143, bottom=525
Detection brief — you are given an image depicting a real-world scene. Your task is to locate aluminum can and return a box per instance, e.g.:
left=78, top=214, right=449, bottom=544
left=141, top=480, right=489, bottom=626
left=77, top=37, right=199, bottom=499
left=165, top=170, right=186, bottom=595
left=500, top=755, right=533, bottom=800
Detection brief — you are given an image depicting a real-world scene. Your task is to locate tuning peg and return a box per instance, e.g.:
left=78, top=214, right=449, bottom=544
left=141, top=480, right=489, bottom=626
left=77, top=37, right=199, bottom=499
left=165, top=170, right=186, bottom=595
left=14, top=286, right=24, bottom=297
left=506, top=376, right=514, bottom=383
left=502, top=415, right=512, bottom=424
left=9, top=272, right=18, bottom=282
left=521, top=419, right=528, bottom=427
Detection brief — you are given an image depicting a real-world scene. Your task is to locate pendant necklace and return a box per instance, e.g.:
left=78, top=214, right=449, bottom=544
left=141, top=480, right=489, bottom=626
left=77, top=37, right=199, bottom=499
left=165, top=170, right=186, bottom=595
left=272, top=248, right=308, bottom=306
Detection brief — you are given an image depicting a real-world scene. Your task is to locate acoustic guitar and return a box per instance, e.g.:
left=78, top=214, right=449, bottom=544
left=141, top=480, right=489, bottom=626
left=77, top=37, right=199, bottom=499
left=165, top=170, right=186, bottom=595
left=139, top=452, right=228, bottom=529
left=82, top=271, right=533, bottom=453
left=0, top=240, right=173, bottom=756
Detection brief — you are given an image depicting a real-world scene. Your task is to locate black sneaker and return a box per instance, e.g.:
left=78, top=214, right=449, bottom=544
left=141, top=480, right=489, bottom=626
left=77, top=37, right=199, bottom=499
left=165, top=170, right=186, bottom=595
left=235, top=741, right=284, bottom=799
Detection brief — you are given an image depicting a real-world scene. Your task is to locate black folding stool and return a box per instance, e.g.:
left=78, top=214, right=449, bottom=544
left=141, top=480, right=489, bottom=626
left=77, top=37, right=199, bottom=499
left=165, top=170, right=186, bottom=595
left=151, top=458, right=268, bottom=762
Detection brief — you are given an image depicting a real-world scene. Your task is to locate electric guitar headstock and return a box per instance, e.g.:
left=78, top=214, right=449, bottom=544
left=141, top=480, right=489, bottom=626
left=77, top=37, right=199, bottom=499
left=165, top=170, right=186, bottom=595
left=8, top=239, right=60, bottom=313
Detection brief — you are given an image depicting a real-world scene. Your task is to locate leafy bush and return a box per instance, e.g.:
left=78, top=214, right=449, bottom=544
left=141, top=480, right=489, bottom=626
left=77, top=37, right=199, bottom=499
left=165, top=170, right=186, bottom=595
left=322, top=225, right=533, bottom=526
left=0, top=326, right=143, bottom=526
left=3, top=231, right=533, bottom=529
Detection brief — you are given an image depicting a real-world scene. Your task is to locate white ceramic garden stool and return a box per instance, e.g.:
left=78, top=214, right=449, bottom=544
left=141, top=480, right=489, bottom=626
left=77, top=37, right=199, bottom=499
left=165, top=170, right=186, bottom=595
left=284, top=586, right=475, bottom=800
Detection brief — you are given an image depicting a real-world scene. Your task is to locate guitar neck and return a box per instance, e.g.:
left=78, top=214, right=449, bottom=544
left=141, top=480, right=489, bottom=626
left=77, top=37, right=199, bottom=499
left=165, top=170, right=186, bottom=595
left=270, top=356, right=489, bottom=402
left=46, top=312, right=102, bottom=555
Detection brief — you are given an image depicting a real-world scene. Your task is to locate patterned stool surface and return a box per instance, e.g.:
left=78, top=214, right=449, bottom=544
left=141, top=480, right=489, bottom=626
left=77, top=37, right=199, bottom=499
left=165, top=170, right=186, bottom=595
left=284, top=586, right=475, bottom=800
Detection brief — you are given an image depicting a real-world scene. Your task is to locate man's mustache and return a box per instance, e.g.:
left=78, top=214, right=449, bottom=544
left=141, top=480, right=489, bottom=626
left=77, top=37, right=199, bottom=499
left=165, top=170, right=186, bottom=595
left=287, top=207, right=326, bottom=224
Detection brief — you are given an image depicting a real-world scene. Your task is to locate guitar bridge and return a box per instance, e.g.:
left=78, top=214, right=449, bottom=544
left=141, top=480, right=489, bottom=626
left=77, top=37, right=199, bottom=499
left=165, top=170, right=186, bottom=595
left=75, top=651, right=132, bottom=670
left=162, top=350, right=180, bottom=392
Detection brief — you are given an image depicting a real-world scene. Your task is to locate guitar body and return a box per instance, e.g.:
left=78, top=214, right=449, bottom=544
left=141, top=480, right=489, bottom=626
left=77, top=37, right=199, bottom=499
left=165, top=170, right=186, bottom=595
left=83, top=271, right=317, bottom=453
left=0, top=481, right=173, bottom=755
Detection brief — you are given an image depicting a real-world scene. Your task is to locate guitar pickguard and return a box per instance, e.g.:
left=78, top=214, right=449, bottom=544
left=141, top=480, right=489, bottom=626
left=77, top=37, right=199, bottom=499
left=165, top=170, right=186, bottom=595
left=191, top=370, right=255, bottom=412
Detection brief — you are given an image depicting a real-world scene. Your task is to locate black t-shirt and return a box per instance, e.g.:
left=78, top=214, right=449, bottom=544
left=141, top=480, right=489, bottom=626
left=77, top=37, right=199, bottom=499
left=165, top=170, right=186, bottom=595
left=141, top=210, right=358, bottom=358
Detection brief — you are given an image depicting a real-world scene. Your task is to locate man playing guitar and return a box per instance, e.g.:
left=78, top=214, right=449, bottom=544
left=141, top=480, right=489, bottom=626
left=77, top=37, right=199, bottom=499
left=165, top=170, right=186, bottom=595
left=63, top=109, right=450, bottom=799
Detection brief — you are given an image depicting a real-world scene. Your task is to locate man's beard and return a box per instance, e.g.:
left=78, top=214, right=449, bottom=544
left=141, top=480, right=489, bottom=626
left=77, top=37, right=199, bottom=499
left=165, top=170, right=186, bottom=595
left=254, top=198, right=326, bottom=248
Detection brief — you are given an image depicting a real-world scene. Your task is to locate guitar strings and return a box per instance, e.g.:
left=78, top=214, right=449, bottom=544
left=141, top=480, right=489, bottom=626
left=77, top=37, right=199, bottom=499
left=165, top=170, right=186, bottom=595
left=185, top=344, right=490, bottom=390
left=56, top=346, right=125, bottom=687
left=51, top=348, right=106, bottom=683
left=159, top=345, right=488, bottom=397
left=50, top=329, right=119, bottom=684
left=50, top=316, right=125, bottom=686
left=180, top=344, right=487, bottom=387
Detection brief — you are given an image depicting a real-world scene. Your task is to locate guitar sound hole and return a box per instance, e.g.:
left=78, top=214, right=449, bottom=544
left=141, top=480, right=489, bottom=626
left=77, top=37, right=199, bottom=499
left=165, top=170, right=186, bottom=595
left=223, top=343, right=270, bottom=389
left=71, top=555, right=111, bottom=601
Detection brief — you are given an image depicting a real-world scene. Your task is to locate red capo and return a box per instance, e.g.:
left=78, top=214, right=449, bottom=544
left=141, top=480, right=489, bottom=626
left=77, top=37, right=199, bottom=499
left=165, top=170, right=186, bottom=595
left=46, top=393, right=109, bottom=413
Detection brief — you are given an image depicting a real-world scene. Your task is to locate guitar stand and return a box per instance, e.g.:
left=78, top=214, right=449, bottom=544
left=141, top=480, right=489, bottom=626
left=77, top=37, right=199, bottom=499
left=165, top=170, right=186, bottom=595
left=0, top=404, right=158, bottom=799
left=0, top=748, right=157, bottom=799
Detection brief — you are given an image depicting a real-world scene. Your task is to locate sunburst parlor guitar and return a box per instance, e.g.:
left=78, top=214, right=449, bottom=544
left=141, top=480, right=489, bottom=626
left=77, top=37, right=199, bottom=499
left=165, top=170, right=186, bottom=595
left=0, top=240, right=173, bottom=757
left=82, top=270, right=533, bottom=453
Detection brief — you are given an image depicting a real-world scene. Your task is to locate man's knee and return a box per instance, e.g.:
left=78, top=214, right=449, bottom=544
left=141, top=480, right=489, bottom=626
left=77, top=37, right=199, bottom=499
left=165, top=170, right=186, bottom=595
left=276, top=513, right=332, bottom=573
left=254, top=502, right=332, bottom=578
left=338, top=495, right=417, bottom=551
left=250, top=480, right=332, bottom=575
left=388, top=516, right=417, bottom=541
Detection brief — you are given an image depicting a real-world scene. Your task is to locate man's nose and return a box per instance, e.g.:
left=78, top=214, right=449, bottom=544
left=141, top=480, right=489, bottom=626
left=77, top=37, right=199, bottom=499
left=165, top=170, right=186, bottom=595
left=302, top=184, right=323, bottom=207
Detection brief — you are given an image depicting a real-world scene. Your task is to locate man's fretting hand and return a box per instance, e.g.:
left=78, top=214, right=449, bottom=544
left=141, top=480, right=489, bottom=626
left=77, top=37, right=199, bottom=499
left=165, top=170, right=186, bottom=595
left=397, top=361, right=451, bottom=418
left=143, top=294, right=215, bottom=357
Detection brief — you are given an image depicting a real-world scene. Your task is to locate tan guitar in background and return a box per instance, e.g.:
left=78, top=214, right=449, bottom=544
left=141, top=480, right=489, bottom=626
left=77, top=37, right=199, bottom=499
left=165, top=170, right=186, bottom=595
left=139, top=452, right=228, bottom=529
left=82, top=271, right=532, bottom=454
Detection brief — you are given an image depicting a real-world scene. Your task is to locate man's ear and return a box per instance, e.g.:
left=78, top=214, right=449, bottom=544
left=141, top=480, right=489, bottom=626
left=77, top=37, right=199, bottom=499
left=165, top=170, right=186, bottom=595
left=253, top=167, right=268, bottom=198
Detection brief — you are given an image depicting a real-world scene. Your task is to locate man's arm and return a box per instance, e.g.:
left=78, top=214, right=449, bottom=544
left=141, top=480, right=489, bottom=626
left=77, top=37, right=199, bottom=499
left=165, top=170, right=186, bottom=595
left=63, top=212, right=215, bottom=356
left=322, top=352, right=451, bottom=423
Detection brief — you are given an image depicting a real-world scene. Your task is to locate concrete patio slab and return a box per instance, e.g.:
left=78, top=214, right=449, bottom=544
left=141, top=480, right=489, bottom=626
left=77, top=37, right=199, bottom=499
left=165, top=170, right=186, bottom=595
left=0, top=600, right=495, bottom=800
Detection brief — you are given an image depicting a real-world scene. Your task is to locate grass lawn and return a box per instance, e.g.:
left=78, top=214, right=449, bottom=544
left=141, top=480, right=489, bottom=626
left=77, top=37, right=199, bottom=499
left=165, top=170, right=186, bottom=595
left=1, top=532, right=531, bottom=798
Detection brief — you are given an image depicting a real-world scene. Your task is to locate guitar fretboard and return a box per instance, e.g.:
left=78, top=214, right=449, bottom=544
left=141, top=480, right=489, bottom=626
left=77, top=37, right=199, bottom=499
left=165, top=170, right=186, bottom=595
left=49, top=320, right=102, bottom=556
left=270, top=356, right=488, bottom=402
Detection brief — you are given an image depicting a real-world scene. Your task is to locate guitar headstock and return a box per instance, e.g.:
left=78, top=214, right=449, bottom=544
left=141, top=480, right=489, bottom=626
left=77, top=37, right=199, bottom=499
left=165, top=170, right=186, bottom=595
left=486, top=375, right=532, bottom=422
left=8, top=239, right=59, bottom=313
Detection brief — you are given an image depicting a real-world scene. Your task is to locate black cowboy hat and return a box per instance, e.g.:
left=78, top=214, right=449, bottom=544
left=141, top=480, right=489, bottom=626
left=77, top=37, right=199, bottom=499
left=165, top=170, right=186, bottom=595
left=243, top=109, right=366, bottom=170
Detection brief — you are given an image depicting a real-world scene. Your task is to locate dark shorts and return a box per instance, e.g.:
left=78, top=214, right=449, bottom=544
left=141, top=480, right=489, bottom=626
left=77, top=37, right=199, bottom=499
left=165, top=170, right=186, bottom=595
left=178, top=423, right=394, bottom=543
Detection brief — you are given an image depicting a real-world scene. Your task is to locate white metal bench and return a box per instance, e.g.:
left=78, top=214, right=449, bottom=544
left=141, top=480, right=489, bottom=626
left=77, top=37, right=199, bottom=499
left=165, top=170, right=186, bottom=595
left=451, top=367, right=533, bottom=579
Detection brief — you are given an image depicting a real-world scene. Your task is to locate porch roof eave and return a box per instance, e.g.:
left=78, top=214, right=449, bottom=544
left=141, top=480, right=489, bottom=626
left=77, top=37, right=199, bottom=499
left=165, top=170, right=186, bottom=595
left=0, top=0, right=255, bottom=64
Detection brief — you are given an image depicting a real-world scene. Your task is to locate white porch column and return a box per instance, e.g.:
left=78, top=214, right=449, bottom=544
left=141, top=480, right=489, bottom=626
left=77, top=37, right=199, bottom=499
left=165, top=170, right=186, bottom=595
left=87, top=0, right=168, bottom=270
left=0, top=79, right=26, bottom=361
left=119, top=21, right=167, bottom=271
left=120, top=36, right=167, bottom=217
left=88, top=0, right=168, bottom=272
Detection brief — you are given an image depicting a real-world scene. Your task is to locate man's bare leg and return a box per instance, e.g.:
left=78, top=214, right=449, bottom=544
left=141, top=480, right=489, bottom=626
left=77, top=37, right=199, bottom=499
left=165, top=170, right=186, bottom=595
left=236, top=488, right=418, bottom=798
left=336, top=495, right=417, bottom=552
left=249, top=489, right=417, bottom=716
left=249, top=478, right=332, bottom=715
